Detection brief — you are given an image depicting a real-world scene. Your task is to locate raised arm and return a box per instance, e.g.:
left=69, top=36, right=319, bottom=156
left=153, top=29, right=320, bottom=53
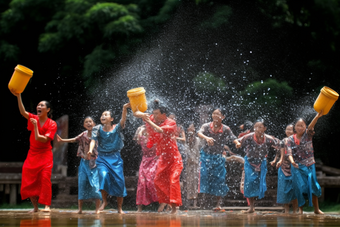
left=308, top=111, right=323, bottom=131
left=10, top=90, right=29, bottom=119
left=120, top=103, right=131, bottom=128
left=145, top=118, right=163, bottom=133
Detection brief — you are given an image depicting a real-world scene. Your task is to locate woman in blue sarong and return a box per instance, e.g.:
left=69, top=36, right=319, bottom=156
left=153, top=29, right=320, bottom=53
left=88, top=103, right=130, bottom=214
left=286, top=111, right=324, bottom=214
left=272, top=123, right=299, bottom=214
left=197, top=107, right=237, bottom=210
left=57, top=116, right=102, bottom=214
left=235, top=119, right=279, bottom=213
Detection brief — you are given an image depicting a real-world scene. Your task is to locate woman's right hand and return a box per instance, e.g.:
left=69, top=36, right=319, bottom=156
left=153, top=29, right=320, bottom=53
left=292, top=162, right=299, bottom=168
left=276, top=160, right=282, bottom=168
left=205, top=137, right=214, bottom=146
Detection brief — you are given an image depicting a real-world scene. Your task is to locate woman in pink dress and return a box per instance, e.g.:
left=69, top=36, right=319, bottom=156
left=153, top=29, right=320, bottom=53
left=134, top=125, right=158, bottom=212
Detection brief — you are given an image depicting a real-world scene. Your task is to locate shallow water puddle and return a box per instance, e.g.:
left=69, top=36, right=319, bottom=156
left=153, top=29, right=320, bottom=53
left=0, top=210, right=339, bottom=226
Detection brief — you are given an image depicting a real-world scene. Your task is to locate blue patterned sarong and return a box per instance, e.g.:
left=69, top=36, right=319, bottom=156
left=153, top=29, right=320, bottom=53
left=291, top=163, right=321, bottom=207
left=199, top=150, right=229, bottom=197
left=78, top=159, right=102, bottom=200
left=276, top=166, right=297, bottom=204
left=244, top=156, right=267, bottom=199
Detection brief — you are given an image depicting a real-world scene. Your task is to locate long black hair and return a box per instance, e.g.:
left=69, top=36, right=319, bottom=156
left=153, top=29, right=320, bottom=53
left=42, top=100, right=53, bottom=118
left=152, top=99, right=168, bottom=115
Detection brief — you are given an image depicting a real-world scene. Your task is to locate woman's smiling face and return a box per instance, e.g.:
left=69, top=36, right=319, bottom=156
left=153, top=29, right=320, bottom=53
left=100, top=111, right=113, bottom=124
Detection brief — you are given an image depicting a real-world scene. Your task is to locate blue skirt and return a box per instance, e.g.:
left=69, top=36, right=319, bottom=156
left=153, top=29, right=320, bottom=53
left=78, top=159, right=102, bottom=200
left=276, top=166, right=297, bottom=204
left=244, top=156, right=267, bottom=199
left=291, top=163, right=321, bottom=207
left=199, top=150, right=229, bottom=197
left=96, top=152, right=127, bottom=197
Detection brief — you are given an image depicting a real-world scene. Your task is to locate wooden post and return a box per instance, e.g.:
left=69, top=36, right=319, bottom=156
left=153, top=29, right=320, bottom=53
left=5, top=184, right=10, bottom=194
left=320, top=187, right=325, bottom=202
left=10, top=184, right=17, bottom=205
left=0, top=184, right=3, bottom=192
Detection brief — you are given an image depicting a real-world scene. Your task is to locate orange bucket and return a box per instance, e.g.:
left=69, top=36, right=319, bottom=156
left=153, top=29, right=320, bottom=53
left=127, top=87, right=147, bottom=112
left=313, top=86, right=338, bottom=115
left=8, top=65, right=33, bottom=93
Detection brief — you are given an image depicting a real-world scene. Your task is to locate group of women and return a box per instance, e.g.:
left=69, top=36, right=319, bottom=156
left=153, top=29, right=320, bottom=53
left=10, top=89, right=325, bottom=215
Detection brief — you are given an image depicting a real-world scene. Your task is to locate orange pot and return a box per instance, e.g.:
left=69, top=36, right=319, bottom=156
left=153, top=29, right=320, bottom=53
left=8, top=65, right=33, bottom=93
left=127, top=87, right=147, bottom=112
left=313, top=86, right=338, bottom=115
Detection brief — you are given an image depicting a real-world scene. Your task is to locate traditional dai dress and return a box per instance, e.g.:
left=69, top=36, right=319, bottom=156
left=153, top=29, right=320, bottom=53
left=286, top=129, right=321, bottom=207
left=276, top=138, right=299, bottom=204
left=145, top=115, right=183, bottom=206
left=136, top=135, right=158, bottom=205
left=75, top=131, right=102, bottom=200
left=91, top=122, right=127, bottom=197
left=21, top=113, right=57, bottom=205
left=186, top=136, right=201, bottom=199
left=198, top=122, right=236, bottom=197
left=236, top=133, right=278, bottom=199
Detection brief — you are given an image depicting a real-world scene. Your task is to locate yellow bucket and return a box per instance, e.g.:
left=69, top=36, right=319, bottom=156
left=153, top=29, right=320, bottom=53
left=8, top=65, right=33, bottom=93
left=127, top=87, right=148, bottom=112
left=313, top=86, right=339, bottom=115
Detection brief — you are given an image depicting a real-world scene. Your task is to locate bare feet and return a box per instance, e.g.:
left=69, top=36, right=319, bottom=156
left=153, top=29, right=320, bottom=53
left=284, top=204, right=289, bottom=214
left=170, top=208, right=177, bottom=214
left=158, top=203, right=167, bottom=213
left=213, top=206, right=222, bottom=211
left=41, top=206, right=51, bottom=212
left=242, top=208, right=255, bottom=213
left=314, top=209, right=324, bottom=215
left=28, top=208, right=39, bottom=213
left=298, top=207, right=303, bottom=215
left=137, top=205, right=143, bottom=213
left=75, top=210, right=82, bottom=214
left=99, top=201, right=107, bottom=211
left=170, top=204, right=177, bottom=215
left=117, top=208, right=124, bottom=214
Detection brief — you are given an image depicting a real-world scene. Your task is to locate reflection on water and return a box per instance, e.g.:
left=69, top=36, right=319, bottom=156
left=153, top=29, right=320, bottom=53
left=20, top=218, right=51, bottom=227
left=0, top=210, right=339, bottom=227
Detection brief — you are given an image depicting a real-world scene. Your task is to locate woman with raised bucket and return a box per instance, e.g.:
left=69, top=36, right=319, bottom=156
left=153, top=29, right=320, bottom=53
left=10, top=89, right=57, bottom=213
left=133, top=100, right=183, bottom=214
left=286, top=112, right=324, bottom=214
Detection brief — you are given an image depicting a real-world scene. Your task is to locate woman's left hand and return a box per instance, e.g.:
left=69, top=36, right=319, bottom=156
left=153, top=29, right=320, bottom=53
left=30, top=118, right=37, bottom=126
left=123, top=103, right=131, bottom=109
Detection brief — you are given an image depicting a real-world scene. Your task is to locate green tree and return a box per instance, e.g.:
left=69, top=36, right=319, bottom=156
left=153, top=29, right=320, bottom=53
left=239, top=79, right=293, bottom=119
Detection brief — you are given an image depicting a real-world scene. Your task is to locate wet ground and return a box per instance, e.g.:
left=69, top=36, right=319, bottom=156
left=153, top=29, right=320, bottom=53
left=0, top=209, right=339, bottom=227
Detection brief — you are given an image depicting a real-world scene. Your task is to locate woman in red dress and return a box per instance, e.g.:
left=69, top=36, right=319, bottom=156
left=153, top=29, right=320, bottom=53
left=134, top=100, right=183, bottom=214
left=11, top=90, right=57, bottom=213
